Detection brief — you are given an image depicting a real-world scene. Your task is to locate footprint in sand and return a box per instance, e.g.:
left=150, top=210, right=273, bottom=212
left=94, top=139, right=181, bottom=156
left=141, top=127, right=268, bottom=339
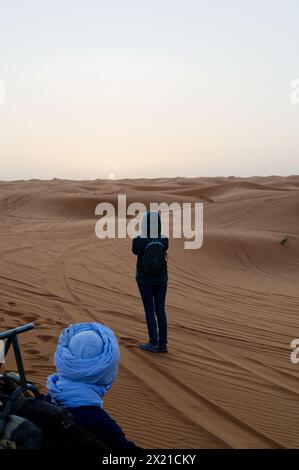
left=25, top=348, right=40, bottom=355
left=37, top=334, right=55, bottom=343
left=46, top=318, right=65, bottom=327
left=20, top=314, right=38, bottom=323
left=118, top=336, right=139, bottom=348
left=24, top=348, right=49, bottom=362
left=32, top=354, right=49, bottom=362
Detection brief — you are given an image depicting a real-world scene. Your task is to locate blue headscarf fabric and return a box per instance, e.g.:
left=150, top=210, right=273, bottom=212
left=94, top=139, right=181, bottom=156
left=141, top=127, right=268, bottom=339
left=47, top=322, right=120, bottom=408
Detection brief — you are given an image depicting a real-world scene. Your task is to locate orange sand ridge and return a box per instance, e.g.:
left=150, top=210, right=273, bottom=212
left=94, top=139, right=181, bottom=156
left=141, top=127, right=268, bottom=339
left=0, top=176, right=299, bottom=448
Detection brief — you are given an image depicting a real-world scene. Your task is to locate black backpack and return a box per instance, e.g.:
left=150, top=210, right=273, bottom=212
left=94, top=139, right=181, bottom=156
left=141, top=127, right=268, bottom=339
left=142, top=239, right=166, bottom=277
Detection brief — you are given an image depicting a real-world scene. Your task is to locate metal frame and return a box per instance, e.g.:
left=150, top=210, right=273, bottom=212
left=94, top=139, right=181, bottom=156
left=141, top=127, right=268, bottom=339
left=0, top=323, right=41, bottom=434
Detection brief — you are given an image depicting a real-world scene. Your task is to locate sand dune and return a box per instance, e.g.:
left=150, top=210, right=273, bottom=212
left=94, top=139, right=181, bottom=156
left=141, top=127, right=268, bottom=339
left=0, top=176, right=299, bottom=448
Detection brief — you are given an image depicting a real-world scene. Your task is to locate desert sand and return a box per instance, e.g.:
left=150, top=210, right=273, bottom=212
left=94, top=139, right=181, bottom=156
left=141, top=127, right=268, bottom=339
left=0, top=176, right=299, bottom=448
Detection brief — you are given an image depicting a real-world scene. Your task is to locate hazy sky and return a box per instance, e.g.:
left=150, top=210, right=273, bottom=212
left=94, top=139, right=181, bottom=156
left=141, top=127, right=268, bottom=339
left=0, top=0, right=299, bottom=180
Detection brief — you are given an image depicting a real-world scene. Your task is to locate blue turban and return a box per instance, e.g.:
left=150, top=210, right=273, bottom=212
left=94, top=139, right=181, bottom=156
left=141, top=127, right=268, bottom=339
left=47, top=322, right=120, bottom=408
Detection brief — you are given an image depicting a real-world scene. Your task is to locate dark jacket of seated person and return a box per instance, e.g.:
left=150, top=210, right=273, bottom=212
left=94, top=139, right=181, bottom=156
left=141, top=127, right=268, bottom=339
left=46, top=322, right=136, bottom=449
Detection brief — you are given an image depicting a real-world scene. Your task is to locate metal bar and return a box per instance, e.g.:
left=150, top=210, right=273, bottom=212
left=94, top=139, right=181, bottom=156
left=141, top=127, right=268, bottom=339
left=0, top=323, right=35, bottom=340
left=12, top=337, right=26, bottom=384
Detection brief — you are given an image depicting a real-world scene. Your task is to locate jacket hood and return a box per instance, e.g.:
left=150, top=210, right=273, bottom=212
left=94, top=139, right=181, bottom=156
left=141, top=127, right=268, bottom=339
left=141, top=211, right=161, bottom=238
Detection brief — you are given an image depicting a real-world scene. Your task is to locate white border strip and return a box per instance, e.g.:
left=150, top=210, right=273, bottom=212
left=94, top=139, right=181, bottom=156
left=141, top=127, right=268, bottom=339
left=0, top=80, right=5, bottom=104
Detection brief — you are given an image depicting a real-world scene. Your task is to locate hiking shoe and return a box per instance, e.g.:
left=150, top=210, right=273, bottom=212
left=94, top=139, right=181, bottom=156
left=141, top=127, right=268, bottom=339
left=158, top=344, right=168, bottom=353
left=139, top=342, right=159, bottom=352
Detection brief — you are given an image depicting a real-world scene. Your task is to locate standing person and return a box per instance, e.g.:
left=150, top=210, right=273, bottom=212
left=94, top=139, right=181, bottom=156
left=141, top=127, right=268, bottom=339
left=132, top=211, right=169, bottom=353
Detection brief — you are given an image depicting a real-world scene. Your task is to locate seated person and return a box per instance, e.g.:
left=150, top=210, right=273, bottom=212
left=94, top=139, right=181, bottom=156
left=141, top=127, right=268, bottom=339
left=46, top=322, right=136, bottom=448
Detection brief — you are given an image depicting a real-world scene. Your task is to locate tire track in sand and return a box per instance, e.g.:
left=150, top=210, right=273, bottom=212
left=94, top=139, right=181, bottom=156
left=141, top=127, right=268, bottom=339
left=47, top=243, right=282, bottom=449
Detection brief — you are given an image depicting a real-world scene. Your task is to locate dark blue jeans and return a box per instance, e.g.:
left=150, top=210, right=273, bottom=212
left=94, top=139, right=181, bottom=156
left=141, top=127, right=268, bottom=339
left=137, top=283, right=168, bottom=346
